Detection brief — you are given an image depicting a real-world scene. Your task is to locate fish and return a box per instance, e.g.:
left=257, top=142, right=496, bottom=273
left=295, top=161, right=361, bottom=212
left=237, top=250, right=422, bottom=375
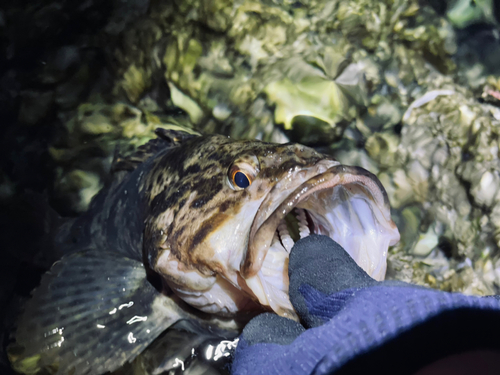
left=8, top=128, right=400, bottom=375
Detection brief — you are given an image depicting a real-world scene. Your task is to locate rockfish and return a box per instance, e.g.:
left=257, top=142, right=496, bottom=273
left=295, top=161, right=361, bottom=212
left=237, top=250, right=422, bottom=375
left=8, top=129, right=399, bottom=374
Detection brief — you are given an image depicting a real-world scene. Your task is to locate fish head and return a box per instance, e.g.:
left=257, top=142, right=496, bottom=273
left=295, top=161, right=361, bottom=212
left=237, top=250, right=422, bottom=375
left=144, top=134, right=400, bottom=319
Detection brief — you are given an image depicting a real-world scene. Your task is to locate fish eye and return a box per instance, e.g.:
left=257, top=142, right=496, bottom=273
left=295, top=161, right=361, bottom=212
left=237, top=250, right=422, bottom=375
left=228, top=162, right=257, bottom=190
left=233, top=170, right=251, bottom=188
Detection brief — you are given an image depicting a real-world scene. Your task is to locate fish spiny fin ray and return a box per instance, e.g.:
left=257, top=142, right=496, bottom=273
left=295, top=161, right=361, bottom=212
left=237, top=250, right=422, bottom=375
left=111, top=128, right=200, bottom=172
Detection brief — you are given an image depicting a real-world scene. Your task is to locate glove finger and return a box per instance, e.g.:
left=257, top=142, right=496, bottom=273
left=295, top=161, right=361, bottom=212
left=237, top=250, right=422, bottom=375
left=240, top=313, right=305, bottom=346
left=289, top=235, right=378, bottom=327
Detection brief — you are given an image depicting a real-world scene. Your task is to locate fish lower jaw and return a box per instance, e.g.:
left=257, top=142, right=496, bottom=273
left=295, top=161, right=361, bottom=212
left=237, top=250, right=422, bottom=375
left=247, top=227, right=301, bottom=318
left=240, top=210, right=307, bottom=320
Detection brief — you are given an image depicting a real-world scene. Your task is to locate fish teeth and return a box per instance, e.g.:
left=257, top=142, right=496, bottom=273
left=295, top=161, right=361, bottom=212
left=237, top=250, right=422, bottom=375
left=271, top=230, right=288, bottom=254
left=296, top=208, right=310, bottom=239
left=277, top=220, right=294, bottom=253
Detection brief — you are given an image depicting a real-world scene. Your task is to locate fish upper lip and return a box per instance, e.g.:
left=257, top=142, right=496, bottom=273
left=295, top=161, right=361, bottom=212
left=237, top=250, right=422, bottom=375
left=241, top=164, right=397, bottom=279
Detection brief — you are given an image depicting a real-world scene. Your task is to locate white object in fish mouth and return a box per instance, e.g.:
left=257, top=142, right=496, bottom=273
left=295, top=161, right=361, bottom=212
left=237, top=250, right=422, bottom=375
left=242, top=164, right=400, bottom=318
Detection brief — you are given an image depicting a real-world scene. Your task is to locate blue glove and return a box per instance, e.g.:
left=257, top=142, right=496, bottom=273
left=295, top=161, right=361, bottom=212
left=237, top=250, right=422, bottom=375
left=232, top=235, right=500, bottom=375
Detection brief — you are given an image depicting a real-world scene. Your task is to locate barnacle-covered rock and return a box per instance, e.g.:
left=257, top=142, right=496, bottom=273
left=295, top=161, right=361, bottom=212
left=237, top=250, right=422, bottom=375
left=412, top=223, right=439, bottom=257
left=54, top=168, right=102, bottom=213
left=263, top=58, right=360, bottom=144
left=89, top=0, right=459, bottom=149
left=49, top=102, right=196, bottom=212
left=364, top=132, right=401, bottom=168
left=447, top=0, right=496, bottom=29
left=156, top=6, right=367, bottom=142
left=381, top=84, right=500, bottom=293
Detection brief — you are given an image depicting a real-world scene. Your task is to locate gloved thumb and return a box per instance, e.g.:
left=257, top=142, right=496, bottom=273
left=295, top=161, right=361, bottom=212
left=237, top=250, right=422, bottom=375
left=239, top=235, right=378, bottom=346
left=288, top=235, right=378, bottom=328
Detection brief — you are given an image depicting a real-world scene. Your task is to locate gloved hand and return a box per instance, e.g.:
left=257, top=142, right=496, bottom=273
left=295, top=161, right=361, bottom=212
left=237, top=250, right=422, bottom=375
left=232, top=235, right=500, bottom=375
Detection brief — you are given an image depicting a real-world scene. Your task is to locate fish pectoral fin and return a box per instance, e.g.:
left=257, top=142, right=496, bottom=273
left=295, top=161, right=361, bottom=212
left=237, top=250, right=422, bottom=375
left=9, top=250, right=184, bottom=375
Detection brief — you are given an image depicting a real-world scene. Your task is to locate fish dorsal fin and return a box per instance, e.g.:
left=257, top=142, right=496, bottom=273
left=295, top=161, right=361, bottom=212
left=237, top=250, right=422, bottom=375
left=112, top=127, right=200, bottom=173
left=154, top=127, right=199, bottom=145
left=111, top=138, right=167, bottom=173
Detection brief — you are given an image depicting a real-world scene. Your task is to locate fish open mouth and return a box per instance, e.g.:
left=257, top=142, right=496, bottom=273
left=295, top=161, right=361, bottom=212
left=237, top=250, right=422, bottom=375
left=241, top=165, right=400, bottom=318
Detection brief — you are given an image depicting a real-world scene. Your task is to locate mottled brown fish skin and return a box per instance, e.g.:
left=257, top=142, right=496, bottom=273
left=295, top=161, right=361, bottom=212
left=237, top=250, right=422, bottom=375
left=141, top=134, right=329, bottom=277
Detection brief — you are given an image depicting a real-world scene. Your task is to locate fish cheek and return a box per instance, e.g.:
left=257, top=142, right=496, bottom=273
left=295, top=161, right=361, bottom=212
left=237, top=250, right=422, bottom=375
left=188, top=213, right=229, bottom=269
left=154, top=249, right=216, bottom=292
left=148, top=208, right=222, bottom=293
